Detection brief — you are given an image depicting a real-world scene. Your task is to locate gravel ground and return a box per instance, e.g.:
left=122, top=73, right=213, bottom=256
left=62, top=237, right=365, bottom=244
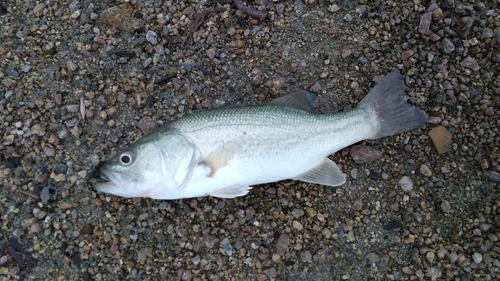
left=1, top=0, right=499, bottom=280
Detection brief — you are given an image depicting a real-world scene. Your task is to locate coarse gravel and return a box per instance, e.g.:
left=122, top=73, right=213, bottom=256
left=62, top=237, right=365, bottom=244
left=0, top=0, right=499, bottom=281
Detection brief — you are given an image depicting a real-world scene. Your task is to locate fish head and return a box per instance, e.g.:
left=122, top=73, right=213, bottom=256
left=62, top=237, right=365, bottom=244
left=94, top=133, right=200, bottom=199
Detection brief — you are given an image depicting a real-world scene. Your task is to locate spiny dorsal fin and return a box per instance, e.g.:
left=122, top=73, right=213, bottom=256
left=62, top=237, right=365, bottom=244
left=265, top=91, right=317, bottom=113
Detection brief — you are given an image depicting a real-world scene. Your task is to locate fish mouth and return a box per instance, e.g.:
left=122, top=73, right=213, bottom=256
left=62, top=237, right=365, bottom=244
left=94, top=180, right=119, bottom=192
left=93, top=166, right=120, bottom=192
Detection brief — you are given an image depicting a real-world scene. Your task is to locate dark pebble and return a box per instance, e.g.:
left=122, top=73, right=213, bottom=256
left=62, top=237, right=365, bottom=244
left=55, top=163, right=68, bottom=173
left=5, top=66, right=19, bottom=77
left=384, top=220, right=404, bottom=230
left=489, top=171, right=500, bottom=183
left=455, top=16, right=474, bottom=38
left=3, top=157, right=21, bottom=169
left=81, top=224, right=95, bottom=235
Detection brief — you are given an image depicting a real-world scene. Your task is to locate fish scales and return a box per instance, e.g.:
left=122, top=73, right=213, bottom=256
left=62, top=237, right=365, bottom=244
left=172, top=105, right=373, bottom=162
left=164, top=106, right=373, bottom=188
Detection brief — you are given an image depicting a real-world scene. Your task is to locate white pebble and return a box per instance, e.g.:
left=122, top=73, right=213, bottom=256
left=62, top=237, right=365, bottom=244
left=399, top=176, right=414, bottom=192
left=472, top=252, right=483, bottom=264
left=449, top=251, right=458, bottom=263
left=328, top=4, right=340, bottom=12
left=402, top=266, right=412, bottom=274
left=146, top=30, right=158, bottom=45
left=426, top=251, right=435, bottom=262
left=0, top=255, right=8, bottom=265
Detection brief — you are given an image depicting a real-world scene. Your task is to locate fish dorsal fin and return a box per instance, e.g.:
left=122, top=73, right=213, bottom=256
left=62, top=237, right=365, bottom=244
left=209, top=185, right=252, bottom=198
left=295, top=158, right=346, bottom=186
left=266, top=91, right=317, bottom=113
left=201, top=139, right=241, bottom=178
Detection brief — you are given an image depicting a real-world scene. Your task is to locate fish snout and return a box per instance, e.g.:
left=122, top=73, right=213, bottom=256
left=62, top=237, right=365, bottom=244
left=87, top=161, right=106, bottom=182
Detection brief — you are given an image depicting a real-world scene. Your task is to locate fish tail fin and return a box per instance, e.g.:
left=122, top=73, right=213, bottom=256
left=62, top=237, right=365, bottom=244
left=358, top=69, right=427, bottom=139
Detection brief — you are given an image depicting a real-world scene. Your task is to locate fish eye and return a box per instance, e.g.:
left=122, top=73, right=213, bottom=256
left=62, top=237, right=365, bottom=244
left=119, top=151, right=135, bottom=166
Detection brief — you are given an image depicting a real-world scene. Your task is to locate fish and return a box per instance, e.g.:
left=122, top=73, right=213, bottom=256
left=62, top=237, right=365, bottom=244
left=94, top=69, right=427, bottom=200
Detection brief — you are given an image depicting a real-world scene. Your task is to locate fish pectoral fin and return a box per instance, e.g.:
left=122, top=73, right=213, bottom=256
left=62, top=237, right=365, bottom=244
left=201, top=140, right=240, bottom=178
left=265, top=90, right=317, bottom=113
left=295, top=159, right=346, bottom=187
left=209, top=185, right=252, bottom=198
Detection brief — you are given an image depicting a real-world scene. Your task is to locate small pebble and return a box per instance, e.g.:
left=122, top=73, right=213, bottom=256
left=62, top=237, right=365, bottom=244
left=367, top=253, right=379, bottom=263
left=275, top=234, right=290, bottom=256
left=399, top=176, right=413, bottom=192
left=489, top=171, right=500, bottom=183
left=428, top=126, right=452, bottom=154
left=350, top=145, right=381, bottom=164
left=321, top=228, right=332, bottom=239
left=20, top=65, right=31, bottom=73
left=137, top=116, right=155, bottom=134
left=420, top=164, right=432, bottom=177
left=220, top=238, right=234, bottom=256
left=401, top=50, right=414, bottom=60
left=460, top=56, right=480, bottom=71
left=146, top=30, right=158, bottom=45
left=291, top=208, right=304, bottom=218
left=206, top=48, right=217, bottom=60
left=455, top=16, right=474, bottom=38
left=40, top=186, right=50, bottom=204
left=43, top=147, right=56, bottom=157
left=300, top=251, right=312, bottom=263
left=426, top=251, right=435, bottom=262
left=449, top=252, right=459, bottom=263
left=263, top=268, right=277, bottom=278
left=309, top=82, right=321, bottom=93
left=248, top=68, right=264, bottom=85
left=328, top=4, right=340, bottom=12
left=418, top=12, right=432, bottom=35
left=97, top=3, right=143, bottom=32
left=33, top=3, right=46, bottom=14
left=441, top=38, right=455, bottom=53
left=441, top=200, right=452, bottom=213
left=313, top=249, right=327, bottom=263
left=292, top=221, right=303, bottom=230
left=472, top=252, right=482, bottom=264
left=402, top=266, right=412, bottom=274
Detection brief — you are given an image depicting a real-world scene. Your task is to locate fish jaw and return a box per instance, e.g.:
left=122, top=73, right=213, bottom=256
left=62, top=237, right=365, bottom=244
left=94, top=167, right=138, bottom=198
left=94, top=173, right=158, bottom=198
left=94, top=181, right=123, bottom=196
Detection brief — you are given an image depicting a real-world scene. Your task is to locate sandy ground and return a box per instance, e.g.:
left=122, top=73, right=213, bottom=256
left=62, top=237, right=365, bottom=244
left=0, top=1, right=499, bottom=280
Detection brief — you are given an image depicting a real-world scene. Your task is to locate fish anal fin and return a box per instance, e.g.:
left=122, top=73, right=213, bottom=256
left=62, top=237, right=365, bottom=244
left=295, top=159, right=346, bottom=186
left=201, top=140, right=240, bottom=178
left=209, top=185, right=252, bottom=198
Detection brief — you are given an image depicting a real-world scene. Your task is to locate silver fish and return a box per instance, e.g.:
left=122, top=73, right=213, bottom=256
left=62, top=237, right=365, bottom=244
left=94, top=70, right=426, bottom=199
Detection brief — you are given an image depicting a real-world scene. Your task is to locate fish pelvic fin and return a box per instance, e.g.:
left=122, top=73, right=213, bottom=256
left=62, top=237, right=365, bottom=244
left=358, top=69, right=427, bottom=139
left=295, top=158, right=346, bottom=187
left=209, top=185, right=252, bottom=198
